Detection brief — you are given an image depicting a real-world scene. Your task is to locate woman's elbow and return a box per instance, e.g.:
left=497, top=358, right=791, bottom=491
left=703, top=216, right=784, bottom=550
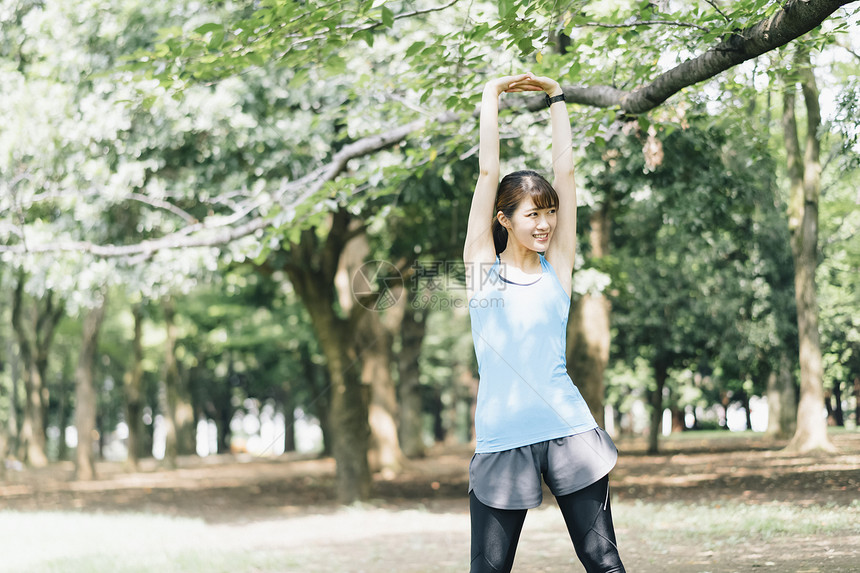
left=478, top=166, right=499, bottom=179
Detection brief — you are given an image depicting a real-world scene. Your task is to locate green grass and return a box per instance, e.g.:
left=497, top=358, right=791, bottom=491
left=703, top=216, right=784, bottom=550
left=617, top=499, right=860, bottom=541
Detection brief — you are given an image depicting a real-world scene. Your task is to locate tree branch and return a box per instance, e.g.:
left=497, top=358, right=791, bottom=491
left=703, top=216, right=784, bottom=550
left=284, top=0, right=461, bottom=49
left=581, top=19, right=710, bottom=32
left=836, top=39, right=860, bottom=61
left=3, top=0, right=855, bottom=259
left=705, top=0, right=731, bottom=22
left=127, top=193, right=197, bottom=224
left=584, top=0, right=857, bottom=114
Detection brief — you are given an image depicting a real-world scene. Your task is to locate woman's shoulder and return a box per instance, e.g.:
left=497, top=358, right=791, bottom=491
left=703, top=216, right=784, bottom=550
left=540, top=252, right=572, bottom=299
left=466, top=255, right=501, bottom=302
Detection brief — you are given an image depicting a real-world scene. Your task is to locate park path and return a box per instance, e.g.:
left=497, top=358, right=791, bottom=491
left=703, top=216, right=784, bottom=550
left=0, top=432, right=858, bottom=572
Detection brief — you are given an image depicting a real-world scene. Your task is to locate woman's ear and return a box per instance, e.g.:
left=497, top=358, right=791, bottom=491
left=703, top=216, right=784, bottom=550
left=497, top=211, right=511, bottom=230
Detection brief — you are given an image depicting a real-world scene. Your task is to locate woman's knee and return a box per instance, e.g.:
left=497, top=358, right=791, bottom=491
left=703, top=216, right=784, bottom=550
left=576, top=528, right=625, bottom=573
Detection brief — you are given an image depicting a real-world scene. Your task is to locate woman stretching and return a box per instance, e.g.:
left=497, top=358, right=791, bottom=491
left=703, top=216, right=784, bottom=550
left=463, top=73, right=626, bottom=573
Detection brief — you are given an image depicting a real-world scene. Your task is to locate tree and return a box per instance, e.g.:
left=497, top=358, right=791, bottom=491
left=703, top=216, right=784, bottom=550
left=818, top=75, right=860, bottom=429
left=122, top=303, right=146, bottom=469
left=780, top=45, right=837, bottom=452
left=275, top=212, right=373, bottom=503
left=73, top=293, right=107, bottom=480
left=608, top=115, right=791, bottom=451
left=10, top=274, right=64, bottom=466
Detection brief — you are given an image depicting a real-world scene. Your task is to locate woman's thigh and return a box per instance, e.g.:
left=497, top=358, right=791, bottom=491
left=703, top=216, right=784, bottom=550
left=555, top=475, right=626, bottom=573
left=470, top=492, right=528, bottom=573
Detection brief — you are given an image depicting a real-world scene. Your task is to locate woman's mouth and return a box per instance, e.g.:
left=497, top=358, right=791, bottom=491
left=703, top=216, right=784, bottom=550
left=534, top=233, right=549, bottom=241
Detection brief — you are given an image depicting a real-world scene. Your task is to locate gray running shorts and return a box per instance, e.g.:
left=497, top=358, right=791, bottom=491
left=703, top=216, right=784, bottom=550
left=468, top=427, right=618, bottom=510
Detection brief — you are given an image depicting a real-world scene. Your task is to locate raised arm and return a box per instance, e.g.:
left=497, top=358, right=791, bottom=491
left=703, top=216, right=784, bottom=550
left=463, top=74, right=535, bottom=298
left=521, top=74, right=577, bottom=295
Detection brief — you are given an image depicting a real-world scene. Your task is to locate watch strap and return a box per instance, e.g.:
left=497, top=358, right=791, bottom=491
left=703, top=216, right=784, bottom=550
left=544, top=93, right=566, bottom=108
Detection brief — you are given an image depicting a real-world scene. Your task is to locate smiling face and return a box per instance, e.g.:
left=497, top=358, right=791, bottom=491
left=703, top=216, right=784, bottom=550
left=499, top=196, right=557, bottom=253
left=492, top=170, right=560, bottom=255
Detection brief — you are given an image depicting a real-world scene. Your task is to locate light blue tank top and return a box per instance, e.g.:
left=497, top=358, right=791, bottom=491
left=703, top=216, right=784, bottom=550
left=469, top=253, right=597, bottom=453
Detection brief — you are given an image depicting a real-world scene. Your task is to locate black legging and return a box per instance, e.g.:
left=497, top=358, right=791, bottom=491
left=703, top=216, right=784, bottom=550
left=470, top=475, right=625, bottom=573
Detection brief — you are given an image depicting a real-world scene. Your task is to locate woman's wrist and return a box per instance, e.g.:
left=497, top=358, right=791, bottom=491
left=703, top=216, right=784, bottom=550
left=485, top=81, right=506, bottom=97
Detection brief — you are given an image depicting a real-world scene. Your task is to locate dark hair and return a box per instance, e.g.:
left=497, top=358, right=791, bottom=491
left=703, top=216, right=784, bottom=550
left=491, top=170, right=559, bottom=255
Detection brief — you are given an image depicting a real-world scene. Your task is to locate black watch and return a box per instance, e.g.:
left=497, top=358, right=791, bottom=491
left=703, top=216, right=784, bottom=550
left=545, top=93, right=566, bottom=108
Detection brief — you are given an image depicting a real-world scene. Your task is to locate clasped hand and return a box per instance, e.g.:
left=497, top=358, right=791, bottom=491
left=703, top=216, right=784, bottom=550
left=486, top=72, right=562, bottom=98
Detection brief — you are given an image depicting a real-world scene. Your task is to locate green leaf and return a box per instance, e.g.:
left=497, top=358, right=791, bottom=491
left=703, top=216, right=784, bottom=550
left=419, top=88, right=433, bottom=105
left=194, top=23, right=223, bottom=35
left=324, top=54, right=347, bottom=75
left=517, top=37, right=534, bottom=55
left=498, top=0, right=515, bottom=18
left=471, top=23, right=490, bottom=42
left=406, top=41, right=426, bottom=58
left=357, top=29, right=375, bottom=47
left=208, top=30, right=225, bottom=51
left=381, top=6, right=394, bottom=28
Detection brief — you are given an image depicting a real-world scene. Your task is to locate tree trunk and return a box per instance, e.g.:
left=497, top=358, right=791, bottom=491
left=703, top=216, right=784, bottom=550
left=123, top=304, right=145, bottom=469
left=273, top=386, right=296, bottom=454
left=648, top=360, right=668, bottom=454
left=781, top=49, right=836, bottom=453
left=74, top=294, right=107, bottom=480
left=299, top=298, right=370, bottom=502
left=671, top=406, right=685, bottom=433
left=327, top=354, right=371, bottom=503
left=355, top=299, right=403, bottom=474
left=335, top=229, right=404, bottom=475
left=766, top=369, right=779, bottom=435
left=216, top=401, right=232, bottom=454
left=830, top=380, right=844, bottom=426
left=56, top=371, right=70, bottom=461
left=162, top=297, right=196, bottom=464
left=429, top=389, right=446, bottom=443
left=283, top=403, right=296, bottom=454
left=298, top=346, right=330, bottom=455
left=0, top=373, right=8, bottom=477
left=766, top=353, right=797, bottom=439
left=566, top=207, right=612, bottom=427
left=12, top=276, right=63, bottom=467
left=742, top=392, right=753, bottom=432
left=567, top=294, right=610, bottom=427
left=398, top=287, right=428, bottom=459
left=854, top=376, right=860, bottom=428
left=4, top=335, right=20, bottom=468
left=284, top=210, right=371, bottom=503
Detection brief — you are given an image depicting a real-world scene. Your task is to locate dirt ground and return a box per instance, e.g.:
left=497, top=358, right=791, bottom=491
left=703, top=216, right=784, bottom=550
left=1, top=431, right=859, bottom=572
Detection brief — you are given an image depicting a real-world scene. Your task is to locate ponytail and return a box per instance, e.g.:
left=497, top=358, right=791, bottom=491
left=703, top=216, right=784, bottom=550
left=492, top=216, right=508, bottom=256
